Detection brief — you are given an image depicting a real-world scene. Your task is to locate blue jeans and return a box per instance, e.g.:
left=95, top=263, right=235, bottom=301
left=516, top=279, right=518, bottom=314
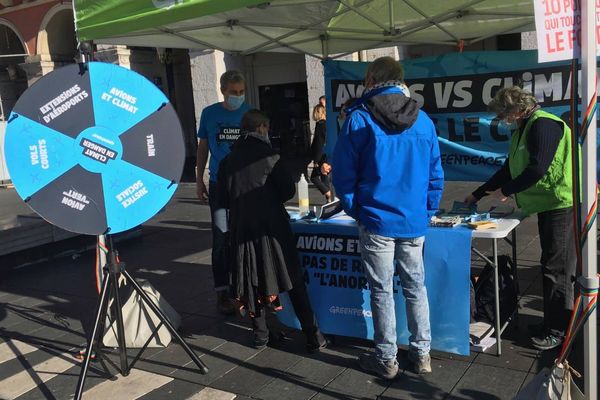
left=358, top=225, right=431, bottom=361
left=208, top=181, right=229, bottom=291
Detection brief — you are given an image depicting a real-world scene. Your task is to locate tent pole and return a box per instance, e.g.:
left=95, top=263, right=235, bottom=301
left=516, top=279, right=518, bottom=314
left=320, top=35, right=329, bottom=59
left=580, top=1, right=598, bottom=399
left=388, top=0, right=394, bottom=32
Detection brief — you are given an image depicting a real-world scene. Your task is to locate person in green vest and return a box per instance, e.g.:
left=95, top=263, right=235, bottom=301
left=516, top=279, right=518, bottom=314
left=464, top=86, right=577, bottom=351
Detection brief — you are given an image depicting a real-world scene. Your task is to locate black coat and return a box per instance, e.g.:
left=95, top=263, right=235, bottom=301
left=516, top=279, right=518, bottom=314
left=216, top=134, right=300, bottom=314
left=310, top=119, right=327, bottom=166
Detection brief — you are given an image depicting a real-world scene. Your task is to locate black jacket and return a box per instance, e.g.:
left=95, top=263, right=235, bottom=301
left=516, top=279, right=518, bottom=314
left=217, top=134, right=299, bottom=314
left=310, top=120, right=327, bottom=165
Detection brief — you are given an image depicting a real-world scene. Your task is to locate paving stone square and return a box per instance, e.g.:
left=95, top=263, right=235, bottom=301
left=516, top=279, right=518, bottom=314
left=0, top=183, right=593, bottom=399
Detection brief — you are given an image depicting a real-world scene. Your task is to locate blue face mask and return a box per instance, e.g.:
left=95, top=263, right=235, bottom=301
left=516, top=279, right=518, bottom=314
left=226, top=94, right=245, bottom=110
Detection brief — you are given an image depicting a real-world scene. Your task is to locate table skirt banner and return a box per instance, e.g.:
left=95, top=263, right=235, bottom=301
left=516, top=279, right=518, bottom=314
left=277, top=221, right=473, bottom=355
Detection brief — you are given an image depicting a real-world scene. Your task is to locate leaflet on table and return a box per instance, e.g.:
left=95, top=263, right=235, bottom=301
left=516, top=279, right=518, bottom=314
left=430, top=215, right=463, bottom=227
left=448, top=201, right=478, bottom=216
left=443, top=200, right=515, bottom=218
left=318, top=199, right=344, bottom=220
left=287, top=204, right=348, bottom=223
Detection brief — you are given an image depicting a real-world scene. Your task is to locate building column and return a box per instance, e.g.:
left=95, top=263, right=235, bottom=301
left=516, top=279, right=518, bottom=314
left=94, top=45, right=133, bottom=67
left=189, top=49, right=221, bottom=130
left=305, top=54, right=324, bottom=134
left=19, top=55, right=43, bottom=86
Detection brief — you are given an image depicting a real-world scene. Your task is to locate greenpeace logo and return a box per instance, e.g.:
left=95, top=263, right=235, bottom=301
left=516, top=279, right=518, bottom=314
left=152, top=0, right=184, bottom=9
left=328, top=306, right=372, bottom=318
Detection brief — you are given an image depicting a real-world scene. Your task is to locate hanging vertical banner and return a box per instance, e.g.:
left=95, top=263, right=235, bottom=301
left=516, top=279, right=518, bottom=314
left=324, top=50, right=600, bottom=181
left=533, top=0, right=600, bottom=63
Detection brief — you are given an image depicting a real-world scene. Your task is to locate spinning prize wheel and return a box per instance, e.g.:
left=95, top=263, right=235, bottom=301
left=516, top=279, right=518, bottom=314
left=4, top=62, right=185, bottom=235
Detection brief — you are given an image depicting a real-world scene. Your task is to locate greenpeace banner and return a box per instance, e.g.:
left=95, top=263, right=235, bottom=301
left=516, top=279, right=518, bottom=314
left=324, top=50, right=600, bottom=181
left=277, top=220, right=473, bottom=355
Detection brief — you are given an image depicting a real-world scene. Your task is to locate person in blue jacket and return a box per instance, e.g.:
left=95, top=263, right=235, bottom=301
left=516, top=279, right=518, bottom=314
left=332, top=57, right=444, bottom=379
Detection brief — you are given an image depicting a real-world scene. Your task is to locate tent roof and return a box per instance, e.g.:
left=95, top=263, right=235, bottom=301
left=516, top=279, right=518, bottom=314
left=74, top=0, right=535, bottom=58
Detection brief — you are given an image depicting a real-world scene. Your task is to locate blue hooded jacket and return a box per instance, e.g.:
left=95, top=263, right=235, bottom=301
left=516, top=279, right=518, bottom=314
left=332, top=86, right=444, bottom=238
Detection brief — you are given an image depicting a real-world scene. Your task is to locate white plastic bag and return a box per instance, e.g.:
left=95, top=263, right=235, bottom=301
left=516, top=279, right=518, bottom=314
left=103, top=279, right=181, bottom=348
left=514, top=363, right=584, bottom=400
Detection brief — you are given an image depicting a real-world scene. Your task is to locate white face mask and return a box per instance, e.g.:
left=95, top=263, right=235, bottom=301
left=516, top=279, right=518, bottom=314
left=500, top=120, right=517, bottom=131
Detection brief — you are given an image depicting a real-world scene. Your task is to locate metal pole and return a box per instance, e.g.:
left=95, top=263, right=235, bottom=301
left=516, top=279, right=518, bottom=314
left=492, top=239, right=501, bottom=355
left=388, top=0, right=394, bottom=33
left=320, top=34, right=329, bottom=59
left=97, top=235, right=107, bottom=292
left=75, top=269, right=112, bottom=400
left=107, top=237, right=129, bottom=376
left=580, top=1, right=598, bottom=399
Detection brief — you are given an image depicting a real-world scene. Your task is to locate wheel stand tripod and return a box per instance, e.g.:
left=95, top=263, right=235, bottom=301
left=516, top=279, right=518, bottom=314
left=74, top=237, right=208, bottom=399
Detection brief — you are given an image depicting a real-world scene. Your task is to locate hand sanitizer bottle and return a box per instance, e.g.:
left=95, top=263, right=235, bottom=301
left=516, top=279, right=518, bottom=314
left=297, top=174, right=309, bottom=215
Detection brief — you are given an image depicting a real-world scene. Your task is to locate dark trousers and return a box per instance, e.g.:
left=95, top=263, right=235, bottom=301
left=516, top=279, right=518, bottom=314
left=251, top=265, right=325, bottom=348
left=208, top=180, right=229, bottom=290
left=310, top=168, right=331, bottom=196
left=537, top=207, right=577, bottom=333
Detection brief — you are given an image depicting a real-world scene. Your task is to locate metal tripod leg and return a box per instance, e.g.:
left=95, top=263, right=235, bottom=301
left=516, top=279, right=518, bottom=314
left=75, top=269, right=112, bottom=400
left=121, top=269, right=209, bottom=374
left=108, top=257, right=129, bottom=376
left=74, top=238, right=208, bottom=400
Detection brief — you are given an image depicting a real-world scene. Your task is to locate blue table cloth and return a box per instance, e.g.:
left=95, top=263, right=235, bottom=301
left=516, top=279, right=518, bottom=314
left=277, top=218, right=473, bottom=355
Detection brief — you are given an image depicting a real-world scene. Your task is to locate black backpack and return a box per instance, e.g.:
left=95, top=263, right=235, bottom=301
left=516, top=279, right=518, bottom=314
left=472, top=255, right=518, bottom=325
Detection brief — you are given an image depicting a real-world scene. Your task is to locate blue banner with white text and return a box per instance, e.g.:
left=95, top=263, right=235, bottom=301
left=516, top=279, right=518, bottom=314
left=324, top=50, right=600, bottom=181
left=277, top=220, right=473, bottom=355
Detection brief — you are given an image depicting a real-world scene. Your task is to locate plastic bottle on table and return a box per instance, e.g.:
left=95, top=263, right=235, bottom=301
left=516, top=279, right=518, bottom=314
left=297, top=174, right=309, bottom=215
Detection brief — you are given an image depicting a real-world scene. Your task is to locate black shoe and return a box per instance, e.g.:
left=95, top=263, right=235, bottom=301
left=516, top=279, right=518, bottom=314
left=307, top=336, right=331, bottom=354
left=253, top=332, right=269, bottom=349
left=216, top=291, right=236, bottom=315
left=531, top=332, right=563, bottom=351
left=306, top=329, right=330, bottom=353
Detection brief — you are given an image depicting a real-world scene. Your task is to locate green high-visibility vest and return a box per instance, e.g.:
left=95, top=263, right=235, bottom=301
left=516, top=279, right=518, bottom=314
left=508, top=109, right=578, bottom=215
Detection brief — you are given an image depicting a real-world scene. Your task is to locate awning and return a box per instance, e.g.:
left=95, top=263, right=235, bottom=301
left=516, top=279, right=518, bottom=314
left=74, top=0, right=535, bottom=58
